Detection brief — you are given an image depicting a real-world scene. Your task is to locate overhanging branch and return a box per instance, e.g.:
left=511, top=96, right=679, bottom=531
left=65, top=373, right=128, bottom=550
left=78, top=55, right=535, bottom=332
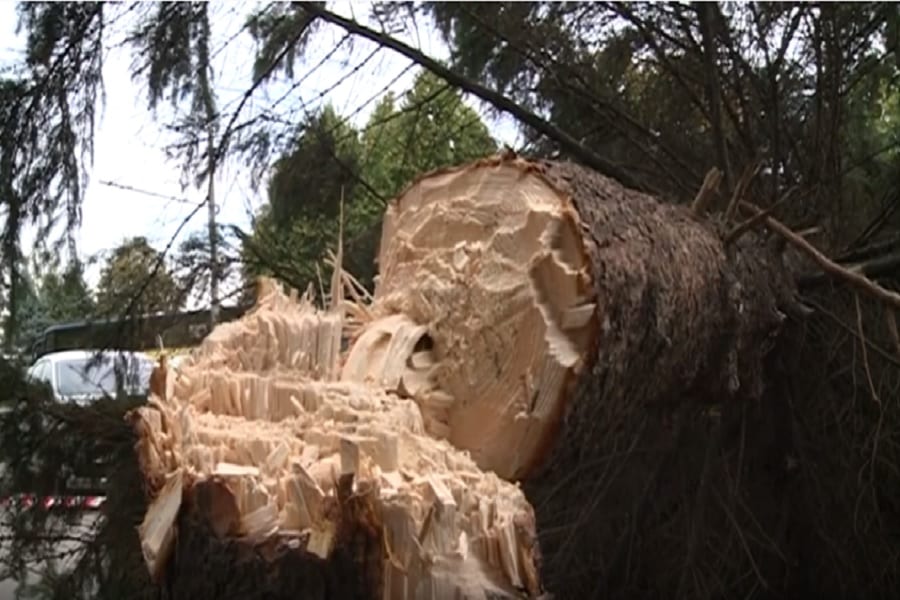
left=299, top=3, right=644, bottom=191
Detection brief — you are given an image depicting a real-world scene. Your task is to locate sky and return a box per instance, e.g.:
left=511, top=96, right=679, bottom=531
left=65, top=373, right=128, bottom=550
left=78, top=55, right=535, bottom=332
left=0, top=1, right=522, bottom=306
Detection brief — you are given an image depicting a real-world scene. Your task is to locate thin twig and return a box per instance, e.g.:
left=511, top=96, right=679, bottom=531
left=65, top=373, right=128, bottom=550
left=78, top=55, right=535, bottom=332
left=214, top=11, right=318, bottom=166
left=740, top=201, right=900, bottom=312
left=690, top=167, right=722, bottom=216
left=803, top=298, right=900, bottom=368
left=854, top=294, right=880, bottom=404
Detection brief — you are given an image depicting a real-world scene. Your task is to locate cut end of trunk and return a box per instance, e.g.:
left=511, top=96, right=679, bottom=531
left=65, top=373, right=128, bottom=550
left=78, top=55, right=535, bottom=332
left=345, top=157, right=597, bottom=479
left=130, top=281, right=542, bottom=598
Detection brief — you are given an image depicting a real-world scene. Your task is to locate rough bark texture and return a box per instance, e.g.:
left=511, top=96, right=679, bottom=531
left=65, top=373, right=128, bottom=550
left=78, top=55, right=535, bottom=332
left=521, top=161, right=799, bottom=598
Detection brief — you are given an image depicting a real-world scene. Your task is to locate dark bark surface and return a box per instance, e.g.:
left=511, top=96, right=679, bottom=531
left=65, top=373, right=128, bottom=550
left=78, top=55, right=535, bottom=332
left=523, top=161, right=802, bottom=599
left=159, top=480, right=385, bottom=600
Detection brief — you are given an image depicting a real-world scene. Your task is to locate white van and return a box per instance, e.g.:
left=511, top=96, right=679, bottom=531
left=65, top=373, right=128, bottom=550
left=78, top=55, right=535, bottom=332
left=26, top=349, right=155, bottom=405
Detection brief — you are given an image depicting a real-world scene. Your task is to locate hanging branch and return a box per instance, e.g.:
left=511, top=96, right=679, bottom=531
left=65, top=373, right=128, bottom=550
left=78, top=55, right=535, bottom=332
left=299, top=2, right=644, bottom=191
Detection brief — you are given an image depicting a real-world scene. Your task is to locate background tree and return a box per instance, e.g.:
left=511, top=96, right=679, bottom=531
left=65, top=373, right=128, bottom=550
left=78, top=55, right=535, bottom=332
left=362, top=70, right=496, bottom=198
left=1, top=257, right=95, bottom=355
left=3, top=264, right=48, bottom=355
left=241, top=71, right=497, bottom=296
left=239, top=103, right=366, bottom=296
left=95, top=236, right=184, bottom=317
left=172, top=228, right=238, bottom=309
left=38, top=259, right=95, bottom=323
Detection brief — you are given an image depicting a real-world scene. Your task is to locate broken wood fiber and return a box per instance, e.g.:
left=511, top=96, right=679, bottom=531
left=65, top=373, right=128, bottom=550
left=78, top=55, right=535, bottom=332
left=129, top=154, right=798, bottom=599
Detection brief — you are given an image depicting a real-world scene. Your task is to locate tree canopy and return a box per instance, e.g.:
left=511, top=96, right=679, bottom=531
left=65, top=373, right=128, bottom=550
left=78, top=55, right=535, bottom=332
left=95, top=236, right=183, bottom=317
left=38, top=259, right=95, bottom=323
left=240, top=70, right=497, bottom=295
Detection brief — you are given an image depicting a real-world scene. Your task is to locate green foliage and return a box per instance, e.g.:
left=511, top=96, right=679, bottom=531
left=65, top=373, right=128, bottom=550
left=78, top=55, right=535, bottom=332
left=95, top=237, right=184, bottom=318
left=172, top=227, right=237, bottom=307
left=420, top=2, right=900, bottom=218
left=246, top=2, right=323, bottom=81
left=1, top=257, right=95, bottom=355
left=9, top=2, right=104, bottom=246
left=38, top=260, right=95, bottom=324
left=128, top=2, right=210, bottom=113
left=242, top=70, right=496, bottom=294
left=128, top=2, right=219, bottom=189
left=269, top=105, right=364, bottom=227
left=5, top=267, right=49, bottom=355
left=361, top=70, right=497, bottom=199
left=0, top=2, right=104, bottom=357
left=0, top=356, right=153, bottom=599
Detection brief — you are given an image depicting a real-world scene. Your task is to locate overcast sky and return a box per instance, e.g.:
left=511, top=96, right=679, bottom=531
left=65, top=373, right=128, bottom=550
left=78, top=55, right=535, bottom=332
left=0, top=2, right=521, bottom=303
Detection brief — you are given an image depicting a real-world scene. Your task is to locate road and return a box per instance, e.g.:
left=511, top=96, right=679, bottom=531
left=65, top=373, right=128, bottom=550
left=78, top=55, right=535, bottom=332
left=0, top=511, right=101, bottom=599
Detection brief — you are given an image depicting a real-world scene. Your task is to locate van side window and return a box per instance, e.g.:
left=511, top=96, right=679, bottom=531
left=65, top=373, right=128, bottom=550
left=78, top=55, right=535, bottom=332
left=30, top=360, right=51, bottom=384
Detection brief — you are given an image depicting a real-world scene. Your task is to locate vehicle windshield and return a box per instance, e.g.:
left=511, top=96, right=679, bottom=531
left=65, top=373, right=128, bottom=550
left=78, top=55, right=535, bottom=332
left=55, top=355, right=153, bottom=398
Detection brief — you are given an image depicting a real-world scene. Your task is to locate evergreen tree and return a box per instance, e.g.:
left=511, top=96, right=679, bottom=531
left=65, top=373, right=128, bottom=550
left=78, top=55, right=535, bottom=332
left=95, top=237, right=183, bottom=317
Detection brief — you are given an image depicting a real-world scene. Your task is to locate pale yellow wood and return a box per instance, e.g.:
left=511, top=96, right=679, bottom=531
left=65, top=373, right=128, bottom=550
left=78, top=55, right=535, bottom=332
left=137, top=468, right=183, bottom=581
left=130, top=276, right=543, bottom=598
left=357, top=158, right=596, bottom=480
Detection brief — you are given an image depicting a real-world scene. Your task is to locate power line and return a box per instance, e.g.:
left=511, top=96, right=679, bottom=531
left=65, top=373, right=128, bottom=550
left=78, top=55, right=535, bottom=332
left=97, top=180, right=195, bottom=205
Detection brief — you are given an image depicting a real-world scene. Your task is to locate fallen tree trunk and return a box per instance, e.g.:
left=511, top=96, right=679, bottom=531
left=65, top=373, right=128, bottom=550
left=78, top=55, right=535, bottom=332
left=130, top=155, right=800, bottom=598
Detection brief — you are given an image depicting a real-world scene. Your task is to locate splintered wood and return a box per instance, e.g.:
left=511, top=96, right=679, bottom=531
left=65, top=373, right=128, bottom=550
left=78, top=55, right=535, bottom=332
left=355, top=158, right=597, bottom=480
left=130, top=278, right=540, bottom=598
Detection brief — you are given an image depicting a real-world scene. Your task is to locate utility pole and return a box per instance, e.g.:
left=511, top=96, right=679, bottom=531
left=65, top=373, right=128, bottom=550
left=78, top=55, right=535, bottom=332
left=206, top=125, right=220, bottom=330
left=197, top=3, right=220, bottom=331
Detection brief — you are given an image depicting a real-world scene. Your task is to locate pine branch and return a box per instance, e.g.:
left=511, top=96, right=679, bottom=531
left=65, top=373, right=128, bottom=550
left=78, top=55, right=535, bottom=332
left=299, top=3, right=644, bottom=190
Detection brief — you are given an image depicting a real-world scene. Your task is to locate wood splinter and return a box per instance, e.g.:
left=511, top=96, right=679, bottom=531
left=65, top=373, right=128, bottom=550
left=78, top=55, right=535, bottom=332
left=129, top=276, right=542, bottom=599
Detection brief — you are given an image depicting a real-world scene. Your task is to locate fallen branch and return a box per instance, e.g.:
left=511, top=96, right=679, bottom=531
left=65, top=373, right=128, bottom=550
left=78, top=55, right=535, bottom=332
left=724, top=191, right=792, bottom=246
left=723, top=159, right=762, bottom=222
left=797, top=250, right=900, bottom=287
left=690, top=167, right=722, bottom=216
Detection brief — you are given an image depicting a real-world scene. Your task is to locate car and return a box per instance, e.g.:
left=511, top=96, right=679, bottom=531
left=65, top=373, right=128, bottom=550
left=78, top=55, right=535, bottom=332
left=27, top=349, right=156, bottom=405
left=24, top=350, right=156, bottom=494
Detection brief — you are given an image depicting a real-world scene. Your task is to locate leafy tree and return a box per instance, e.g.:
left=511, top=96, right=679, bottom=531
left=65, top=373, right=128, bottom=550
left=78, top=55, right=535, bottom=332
left=3, top=264, right=49, bottom=355
left=1, top=257, right=95, bottom=355
left=95, top=237, right=183, bottom=317
left=268, top=105, right=365, bottom=227
left=239, top=103, right=368, bottom=295
left=172, top=228, right=238, bottom=308
left=362, top=70, right=497, bottom=198
left=241, top=71, right=497, bottom=295
left=38, top=259, right=95, bottom=323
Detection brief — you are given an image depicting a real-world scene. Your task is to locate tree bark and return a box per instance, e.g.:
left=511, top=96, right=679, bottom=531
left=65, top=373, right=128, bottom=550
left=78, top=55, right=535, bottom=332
left=514, top=160, right=796, bottom=598
left=129, top=154, right=799, bottom=599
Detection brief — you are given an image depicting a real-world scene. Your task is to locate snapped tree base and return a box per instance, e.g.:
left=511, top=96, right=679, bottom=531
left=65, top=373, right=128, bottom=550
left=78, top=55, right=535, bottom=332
left=130, top=154, right=801, bottom=598
left=129, top=280, right=541, bottom=599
